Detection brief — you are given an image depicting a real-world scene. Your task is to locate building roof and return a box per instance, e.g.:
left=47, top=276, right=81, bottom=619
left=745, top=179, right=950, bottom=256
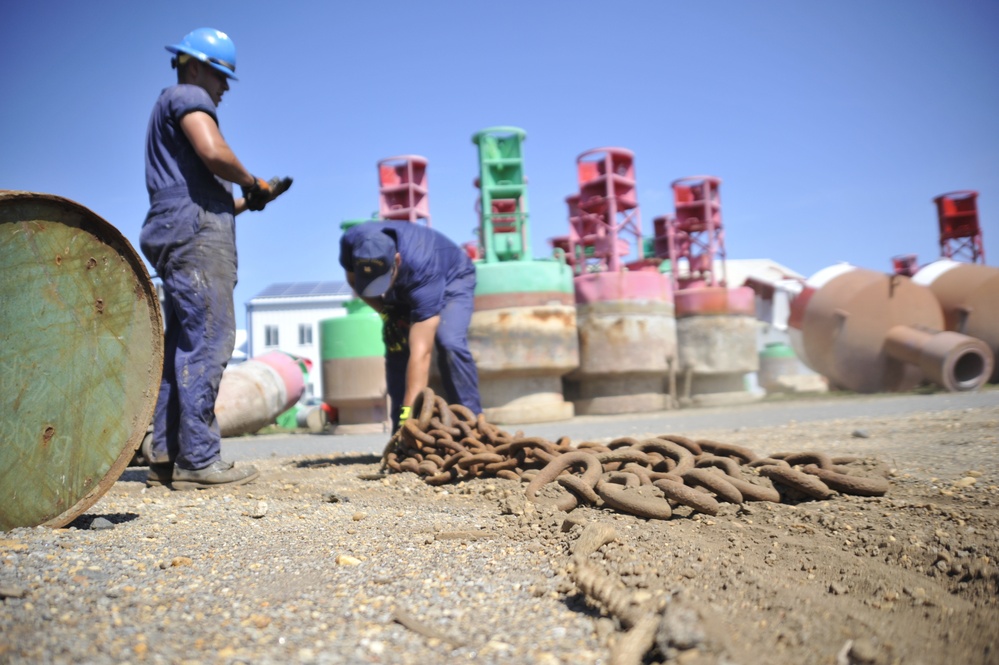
left=250, top=281, right=353, bottom=301
left=721, top=259, right=805, bottom=286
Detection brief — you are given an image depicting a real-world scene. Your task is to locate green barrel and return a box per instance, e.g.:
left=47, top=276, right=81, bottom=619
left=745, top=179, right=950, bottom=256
left=320, top=300, right=388, bottom=429
left=473, top=258, right=574, bottom=309
left=320, top=299, right=386, bottom=360
left=0, top=191, right=163, bottom=530
left=760, top=342, right=797, bottom=360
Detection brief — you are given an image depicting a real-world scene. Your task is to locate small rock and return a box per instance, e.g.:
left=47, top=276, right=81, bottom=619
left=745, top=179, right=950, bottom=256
left=954, top=477, right=977, bottom=489
left=657, top=602, right=706, bottom=652
left=335, top=554, right=362, bottom=566
left=0, top=586, right=27, bottom=599
left=829, top=582, right=848, bottom=595
left=849, top=637, right=879, bottom=664
left=246, top=501, right=268, bottom=518
left=352, top=512, right=367, bottom=521
left=170, top=556, right=193, bottom=568
left=322, top=491, right=349, bottom=503
left=90, top=517, right=114, bottom=531
left=851, top=429, right=870, bottom=439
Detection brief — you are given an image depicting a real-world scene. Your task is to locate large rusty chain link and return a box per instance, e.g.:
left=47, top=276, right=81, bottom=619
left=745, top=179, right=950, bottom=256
left=381, top=388, right=889, bottom=520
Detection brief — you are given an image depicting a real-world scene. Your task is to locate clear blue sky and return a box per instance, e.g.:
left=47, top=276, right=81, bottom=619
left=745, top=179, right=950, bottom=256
left=3, top=1, right=997, bottom=326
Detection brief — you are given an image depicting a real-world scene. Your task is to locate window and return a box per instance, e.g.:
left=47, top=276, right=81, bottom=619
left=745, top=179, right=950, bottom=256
left=298, top=323, right=313, bottom=346
left=264, top=325, right=279, bottom=347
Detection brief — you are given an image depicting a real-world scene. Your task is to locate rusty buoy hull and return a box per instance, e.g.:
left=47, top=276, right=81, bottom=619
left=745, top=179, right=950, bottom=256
left=0, top=191, right=163, bottom=530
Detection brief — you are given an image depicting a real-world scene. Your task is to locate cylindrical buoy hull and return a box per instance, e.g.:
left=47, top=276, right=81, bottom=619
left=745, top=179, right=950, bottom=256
left=320, top=301, right=389, bottom=433
left=0, top=191, right=163, bottom=530
left=566, top=271, right=677, bottom=414
left=789, top=264, right=992, bottom=393
left=470, top=260, right=579, bottom=424
left=675, top=286, right=761, bottom=406
left=470, top=303, right=579, bottom=424
left=758, top=342, right=827, bottom=395
left=296, top=405, right=329, bottom=433
left=215, top=352, right=305, bottom=437
left=914, top=260, right=999, bottom=383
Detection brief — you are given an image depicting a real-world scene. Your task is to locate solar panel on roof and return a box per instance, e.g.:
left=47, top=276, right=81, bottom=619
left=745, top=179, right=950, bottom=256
left=251, top=281, right=352, bottom=299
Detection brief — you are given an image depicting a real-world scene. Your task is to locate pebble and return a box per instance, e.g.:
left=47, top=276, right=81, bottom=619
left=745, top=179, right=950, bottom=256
left=89, top=517, right=114, bottom=530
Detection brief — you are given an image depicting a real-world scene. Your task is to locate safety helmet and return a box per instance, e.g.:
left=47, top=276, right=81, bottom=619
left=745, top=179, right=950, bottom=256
left=166, top=28, right=238, bottom=80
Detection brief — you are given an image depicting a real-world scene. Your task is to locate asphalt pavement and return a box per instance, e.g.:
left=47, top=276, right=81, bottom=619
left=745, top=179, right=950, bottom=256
left=221, top=388, right=999, bottom=463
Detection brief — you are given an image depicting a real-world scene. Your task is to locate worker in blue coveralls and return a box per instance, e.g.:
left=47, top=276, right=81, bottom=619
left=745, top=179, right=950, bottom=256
left=339, top=222, right=482, bottom=432
left=140, top=28, right=290, bottom=490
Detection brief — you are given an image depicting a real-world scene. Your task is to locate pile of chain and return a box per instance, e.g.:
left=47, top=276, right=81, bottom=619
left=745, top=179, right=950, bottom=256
left=382, top=388, right=889, bottom=519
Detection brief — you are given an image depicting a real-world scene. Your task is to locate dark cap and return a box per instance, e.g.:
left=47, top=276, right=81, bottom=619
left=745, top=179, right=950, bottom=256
left=351, top=231, right=397, bottom=298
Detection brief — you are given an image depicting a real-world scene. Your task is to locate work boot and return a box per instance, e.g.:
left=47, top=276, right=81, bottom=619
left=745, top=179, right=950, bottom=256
left=146, top=463, right=173, bottom=488
left=171, top=460, right=260, bottom=491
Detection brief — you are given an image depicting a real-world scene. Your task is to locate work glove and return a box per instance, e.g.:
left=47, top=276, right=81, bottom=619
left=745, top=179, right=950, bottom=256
left=398, top=405, right=412, bottom=428
left=242, top=177, right=272, bottom=212
left=266, top=176, right=294, bottom=200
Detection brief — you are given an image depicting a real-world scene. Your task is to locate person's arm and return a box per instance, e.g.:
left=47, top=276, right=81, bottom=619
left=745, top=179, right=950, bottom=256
left=402, top=315, right=439, bottom=407
left=180, top=111, right=256, bottom=215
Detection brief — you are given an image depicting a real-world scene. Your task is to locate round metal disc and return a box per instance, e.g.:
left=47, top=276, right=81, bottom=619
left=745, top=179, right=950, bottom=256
left=0, top=191, right=163, bottom=530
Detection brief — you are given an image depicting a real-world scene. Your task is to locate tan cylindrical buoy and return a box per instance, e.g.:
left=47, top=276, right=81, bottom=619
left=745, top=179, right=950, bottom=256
left=675, top=285, right=761, bottom=406
left=215, top=352, right=305, bottom=437
left=789, top=264, right=993, bottom=393
left=565, top=271, right=677, bottom=415
left=913, top=260, right=999, bottom=383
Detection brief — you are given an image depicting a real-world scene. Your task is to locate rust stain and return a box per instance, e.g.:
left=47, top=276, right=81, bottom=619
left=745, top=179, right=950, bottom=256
left=86, top=257, right=97, bottom=270
left=529, top=310, right=574, bottom=326
left=42, top=425, right=55, bottom=446
left=54, top=255, right=62, bottom=265
left=95, top=298, right=105, bottom=314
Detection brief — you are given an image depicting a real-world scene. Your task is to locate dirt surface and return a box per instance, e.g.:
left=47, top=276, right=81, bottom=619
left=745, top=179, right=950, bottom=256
left=1, top=398, right=997, bottom=665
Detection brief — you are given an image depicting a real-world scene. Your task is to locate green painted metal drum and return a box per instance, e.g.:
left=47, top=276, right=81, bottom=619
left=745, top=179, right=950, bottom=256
left=320, top=300, right=388, bottom=430
left=0, top=191, right=163, bottom=530
left=320, top=299, right=386, bottom=360
left=473, top=259, right=574, bottom=309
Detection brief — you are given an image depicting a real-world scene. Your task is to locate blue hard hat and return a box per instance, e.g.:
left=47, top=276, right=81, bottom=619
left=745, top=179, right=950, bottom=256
left=166, top=28, right=238, bottom=80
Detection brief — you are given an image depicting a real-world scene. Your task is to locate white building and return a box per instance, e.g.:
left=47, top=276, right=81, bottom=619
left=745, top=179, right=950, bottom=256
left=722, top=258, right=805, bottom=347
left=245, top=281, right=355, bottom=399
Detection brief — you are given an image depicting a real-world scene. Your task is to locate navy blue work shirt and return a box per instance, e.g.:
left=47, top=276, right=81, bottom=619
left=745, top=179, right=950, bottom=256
left=339, top=222, right=476, bottom=323
left=145, top=84, right=233, bottom=205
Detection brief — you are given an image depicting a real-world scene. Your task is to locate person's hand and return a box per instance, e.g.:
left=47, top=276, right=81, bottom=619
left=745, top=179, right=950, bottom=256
left=242, top=177, right=272, bottom=211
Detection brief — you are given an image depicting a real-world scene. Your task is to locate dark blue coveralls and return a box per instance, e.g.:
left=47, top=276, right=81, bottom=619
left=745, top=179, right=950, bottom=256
left=339, top=222, right=482, bottom=430
left=139, top=84, right=237, bottom=471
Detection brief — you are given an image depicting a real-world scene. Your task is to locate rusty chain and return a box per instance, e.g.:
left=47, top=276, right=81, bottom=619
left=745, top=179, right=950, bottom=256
left=381, top=387, right=889, bottom=520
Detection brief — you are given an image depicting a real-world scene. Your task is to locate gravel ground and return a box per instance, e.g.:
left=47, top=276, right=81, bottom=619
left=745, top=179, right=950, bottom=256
left=1, top=395, right=997, bottom=665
